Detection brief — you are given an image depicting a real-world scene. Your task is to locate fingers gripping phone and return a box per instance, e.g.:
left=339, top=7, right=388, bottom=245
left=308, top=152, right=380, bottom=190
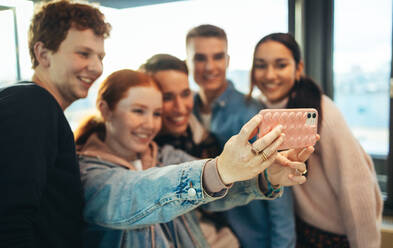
left=258, top=108, right=318, bottom=150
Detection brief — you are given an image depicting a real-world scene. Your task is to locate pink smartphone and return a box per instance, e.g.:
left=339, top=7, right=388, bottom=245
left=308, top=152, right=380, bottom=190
left=258, top=108, right=318, bottom=150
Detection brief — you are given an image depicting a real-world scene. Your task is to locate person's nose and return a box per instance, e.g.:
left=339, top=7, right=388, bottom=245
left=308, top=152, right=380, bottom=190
left=143, top=113, right=155, bottom=130
left=205, top=57, right=215, bottom=71
left=265, top=65, right=277, bottom=80
left=174, top=96, right=187, bottom=114
left=87, top=56, right=103, bottom=77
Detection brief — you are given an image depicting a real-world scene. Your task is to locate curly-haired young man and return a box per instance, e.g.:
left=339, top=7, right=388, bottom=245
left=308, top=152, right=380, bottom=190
left=0, top=1, right=111, bottom=247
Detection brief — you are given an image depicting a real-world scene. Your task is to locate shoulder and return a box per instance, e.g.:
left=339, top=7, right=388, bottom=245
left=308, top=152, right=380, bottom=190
left=79, top=155, right=122, bottom=177
left=0, top=82, right=62, bottom=131
left=318, top=95, right=361, bottom=149
left=0, top=82, right=59, bottom=112
left=1, top=82, right=55, bottom=101
left=222, top=86, right=262, bottom=112
left=158, top=144, right=196, bottom=165
left=320, top=95, right=347, bottom=127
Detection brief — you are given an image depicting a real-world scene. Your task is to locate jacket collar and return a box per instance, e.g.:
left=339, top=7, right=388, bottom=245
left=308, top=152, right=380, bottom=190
left=194, top=80, right=236, bottom=113
left=77, top=133, right=158, bottom=170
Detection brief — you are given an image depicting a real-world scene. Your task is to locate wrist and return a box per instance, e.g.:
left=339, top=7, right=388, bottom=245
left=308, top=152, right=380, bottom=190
left=216, top=156, right=232, bottom=185
left=266, top=168, right=280, bottom=187
left=263, top=170, right=281, bottom=197
left=202, top=158, right=232, bottom=196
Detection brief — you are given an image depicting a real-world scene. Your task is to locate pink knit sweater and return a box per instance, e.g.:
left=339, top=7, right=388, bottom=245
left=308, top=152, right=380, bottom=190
left=293, top=95, right=383, bottom=248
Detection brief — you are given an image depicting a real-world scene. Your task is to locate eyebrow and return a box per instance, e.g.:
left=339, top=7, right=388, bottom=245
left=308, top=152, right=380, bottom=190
left=194, top=53, right=206, bottom=57
left=194, top=51, right=226, bottom=56
left=76, top=46, right=106, bottom=57
left=254, top=57, right=290, bottom=62
left=130, top=103, right=148, bottom=108
left=131, top=103, right=162, bottom=109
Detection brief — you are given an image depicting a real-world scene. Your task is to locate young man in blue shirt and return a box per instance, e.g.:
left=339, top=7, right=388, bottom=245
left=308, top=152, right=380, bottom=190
left=185, top=24, right=296, bottom=248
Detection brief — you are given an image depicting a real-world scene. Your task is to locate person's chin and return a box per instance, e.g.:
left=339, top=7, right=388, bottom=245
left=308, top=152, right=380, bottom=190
left=201, top=82, right=221, bottom=92
left=267, top=94, right=286, bottom=103
left=163, top=123, right=186, bottom=135
left=79, top=91, right=89, bottom=99
left=75, top=86, right=89, bottom=99
left=132, top=143, right=151, bottom=153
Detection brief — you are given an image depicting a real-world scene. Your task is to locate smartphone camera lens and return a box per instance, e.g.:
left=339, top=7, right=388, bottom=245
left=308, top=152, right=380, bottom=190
left=307, top=113, right=311, bottom=118
left=312, top=113, right=317, bottom=118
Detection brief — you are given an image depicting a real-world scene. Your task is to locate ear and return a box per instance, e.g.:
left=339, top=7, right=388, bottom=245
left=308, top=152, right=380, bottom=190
left=98, top=100, right=112, bottom=121
left=34, top=41, right=51, bottom=68
left=185, top=52, right=194, bottom=71
left=295, top=60, right=304, bottom=81
left=226, top=54, right=230, bottom=68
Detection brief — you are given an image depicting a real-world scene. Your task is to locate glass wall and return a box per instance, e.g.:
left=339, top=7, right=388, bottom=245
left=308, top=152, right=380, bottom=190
left=333, top=0, right=392, bottom=157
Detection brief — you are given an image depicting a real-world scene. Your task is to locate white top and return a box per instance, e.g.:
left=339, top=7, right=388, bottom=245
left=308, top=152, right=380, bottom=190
left=199, top=112, right=212, bottom=130
left=132, top=159, right=143, bottom=171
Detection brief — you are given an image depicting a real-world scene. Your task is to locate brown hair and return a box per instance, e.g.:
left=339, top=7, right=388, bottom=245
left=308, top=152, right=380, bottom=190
left=186, top=24, right=227, bottom=47
left=29, top=0, right=111, bottom=68
left=74, top=69, right=160, bottom=148
left=248, top=32, right=323, bottom=124
left=140, top=54, right=188, bottom=75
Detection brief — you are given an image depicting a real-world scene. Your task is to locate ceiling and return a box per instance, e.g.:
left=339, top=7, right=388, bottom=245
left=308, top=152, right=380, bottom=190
left=30, top=0, right=187, bottom=9
left=93, top=0, right=186, bottom=9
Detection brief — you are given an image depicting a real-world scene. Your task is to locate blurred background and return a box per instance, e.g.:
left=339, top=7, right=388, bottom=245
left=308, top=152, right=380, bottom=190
left=0, top=0, right=392, bottom=216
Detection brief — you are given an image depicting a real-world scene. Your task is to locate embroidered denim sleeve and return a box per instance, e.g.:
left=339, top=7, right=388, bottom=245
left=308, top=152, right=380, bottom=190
left=80, top=157, right=220, bottom=230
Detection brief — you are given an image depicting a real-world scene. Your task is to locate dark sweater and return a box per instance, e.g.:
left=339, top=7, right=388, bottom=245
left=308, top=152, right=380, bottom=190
left=0, top=82, right=84, bottom=248
left=154, top=126, right=220, bottom=159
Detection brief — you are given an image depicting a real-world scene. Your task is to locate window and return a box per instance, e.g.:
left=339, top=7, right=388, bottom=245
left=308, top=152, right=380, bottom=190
left=333, top=0, right=391, bottom=157
left=0, top=8, right=17, bottom=84
left=0, top=0, right=34, bottom=85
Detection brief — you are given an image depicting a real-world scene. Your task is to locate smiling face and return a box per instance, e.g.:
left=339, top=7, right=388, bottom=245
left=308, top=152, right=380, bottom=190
left=186, top=37, right=229, bottom=95
left=253, top=40, right=303, bottom=103
left=47, top=27, right=105, bottom=107
left=154, top=70, right=193, bottom=135
left=104, top=86, right=163, bottom=161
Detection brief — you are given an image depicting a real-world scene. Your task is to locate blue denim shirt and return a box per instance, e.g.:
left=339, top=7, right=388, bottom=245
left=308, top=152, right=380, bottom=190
left=80, top=145, right=281, bottom=248
left=193, top=81, right=296, bottom=248
left=193, top=81, right=262, bottom=148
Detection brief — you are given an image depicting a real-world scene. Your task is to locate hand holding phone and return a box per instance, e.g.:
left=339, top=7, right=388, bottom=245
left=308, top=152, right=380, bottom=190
left=258, top=108, right=318, bottom=150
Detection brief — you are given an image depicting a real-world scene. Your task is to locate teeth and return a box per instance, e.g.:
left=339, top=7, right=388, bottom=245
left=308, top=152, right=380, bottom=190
left=171, top=116, right=185, bottom=123
left=204, top=74, right=218, bottom=80
left=135, top=133, right=149, bottom=138
left=79, top=77, right=93, bottom=84
left=265, top=83, right=279, bottom=89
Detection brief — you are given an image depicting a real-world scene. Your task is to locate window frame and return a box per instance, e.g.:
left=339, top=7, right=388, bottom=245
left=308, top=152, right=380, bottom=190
left=289, top=0, right=393, bottom=214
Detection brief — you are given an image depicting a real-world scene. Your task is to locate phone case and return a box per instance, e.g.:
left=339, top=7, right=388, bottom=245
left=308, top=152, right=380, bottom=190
left=258, top=108, right=318, bottom=150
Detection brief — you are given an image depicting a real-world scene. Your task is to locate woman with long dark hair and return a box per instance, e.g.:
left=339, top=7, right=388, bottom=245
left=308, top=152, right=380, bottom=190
left=248, top=32, right=383, bottom=248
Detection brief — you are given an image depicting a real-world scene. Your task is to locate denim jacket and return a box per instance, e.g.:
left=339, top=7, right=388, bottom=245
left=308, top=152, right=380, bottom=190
left=193, top=80, right=295, bottom=248
left=80, top=145, right=281, bottom=248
